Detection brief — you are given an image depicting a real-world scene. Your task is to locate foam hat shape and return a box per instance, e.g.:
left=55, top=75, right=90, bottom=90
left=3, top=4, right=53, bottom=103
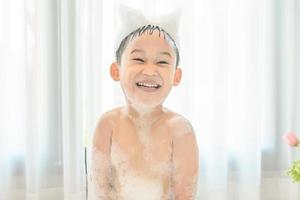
left=114, top=4, right=181, bottom=52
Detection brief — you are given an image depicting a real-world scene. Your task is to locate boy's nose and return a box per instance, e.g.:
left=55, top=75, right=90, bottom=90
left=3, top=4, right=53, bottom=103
left=142, top=64, right=158, bottom=76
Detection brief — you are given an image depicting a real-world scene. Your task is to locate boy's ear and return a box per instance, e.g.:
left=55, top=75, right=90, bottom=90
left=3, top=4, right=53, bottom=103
left=173, top=67, right=182, bottom=86
left=110, top=62, right=120, bottom=81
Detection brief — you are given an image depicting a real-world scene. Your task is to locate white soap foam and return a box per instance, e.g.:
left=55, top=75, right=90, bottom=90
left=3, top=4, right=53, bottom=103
left=119, top=172, right=164, bottom=200
left=89, top=107, right=176, bottom=200
left=90, top=143, right=175, bottom=200
left=131, top=102, right=156, bottom=116
left=125, top=105, right=157, bottom=149
left=187, top=173, right=199, bottom=199
left=88, top=147, right=113, bottom=200
left=111, top=143, right=173, bottom=200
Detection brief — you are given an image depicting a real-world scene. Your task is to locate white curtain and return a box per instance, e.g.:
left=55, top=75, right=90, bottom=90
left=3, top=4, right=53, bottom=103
left=0, top=0, right=299, bottom=199
left=0, top=0, right=86, bottom=199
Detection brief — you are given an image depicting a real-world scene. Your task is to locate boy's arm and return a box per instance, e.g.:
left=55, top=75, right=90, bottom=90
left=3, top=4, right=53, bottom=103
left=171, top=118, right=199, bottom=200
left=89, top=113, right=114, bottom=200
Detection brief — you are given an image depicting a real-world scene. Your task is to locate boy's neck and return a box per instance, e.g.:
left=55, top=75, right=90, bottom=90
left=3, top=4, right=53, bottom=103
left=125, top=103, right=165, bottom=120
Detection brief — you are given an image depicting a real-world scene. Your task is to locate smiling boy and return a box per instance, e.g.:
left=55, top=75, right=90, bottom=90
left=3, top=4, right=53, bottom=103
left=89, top=25, right=199, bottom=200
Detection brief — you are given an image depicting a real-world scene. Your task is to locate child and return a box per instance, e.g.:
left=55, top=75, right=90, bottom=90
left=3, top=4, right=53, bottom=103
left=88, top=6, right=199, bottom=200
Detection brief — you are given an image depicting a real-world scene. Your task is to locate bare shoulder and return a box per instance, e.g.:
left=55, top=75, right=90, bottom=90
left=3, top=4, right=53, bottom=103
left=165, top=110, right=199, bottom=159
left=165, top=111, right=196, bottom=140
left=92, top=107, right=121, bottom=149
left=98, top=107, right=121, bottom=124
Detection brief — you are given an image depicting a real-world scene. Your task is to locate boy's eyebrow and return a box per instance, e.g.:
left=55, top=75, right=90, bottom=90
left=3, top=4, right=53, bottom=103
left=130, top=49, right=172, bottom=58
left=159, top=51, right=172, bottom=58
left=130, top=49, right=145, bottom=54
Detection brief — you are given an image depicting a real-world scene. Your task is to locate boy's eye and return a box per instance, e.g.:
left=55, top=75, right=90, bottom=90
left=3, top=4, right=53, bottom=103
left=157, top=61, right=169, bottom=65
left=132, top=58, right=145, bottom=62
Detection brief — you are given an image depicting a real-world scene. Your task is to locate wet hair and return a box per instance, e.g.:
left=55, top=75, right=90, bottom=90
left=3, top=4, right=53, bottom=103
left=116, top=24, right=180, bottom=67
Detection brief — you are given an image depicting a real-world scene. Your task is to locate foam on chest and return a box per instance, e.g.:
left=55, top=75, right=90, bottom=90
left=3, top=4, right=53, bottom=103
left=110, top=128, right=173, bottom=200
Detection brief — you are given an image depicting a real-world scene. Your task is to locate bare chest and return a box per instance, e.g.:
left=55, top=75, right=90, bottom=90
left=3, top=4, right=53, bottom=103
left=111, top=120, right=172, bottom=177
left=109, top=121, right=173, bottom=199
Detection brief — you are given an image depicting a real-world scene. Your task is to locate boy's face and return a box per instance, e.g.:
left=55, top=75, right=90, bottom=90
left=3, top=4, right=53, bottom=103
left=110, top=30, right=182, bottom=109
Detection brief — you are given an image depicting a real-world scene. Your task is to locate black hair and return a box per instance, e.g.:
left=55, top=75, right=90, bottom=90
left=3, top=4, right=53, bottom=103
left=115, top=24, right=180, bottom=67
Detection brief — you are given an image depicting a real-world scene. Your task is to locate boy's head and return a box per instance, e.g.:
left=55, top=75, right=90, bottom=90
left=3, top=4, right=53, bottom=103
left=110, top=24, right=182, bottom=109
left=116, top=25, right=180, bottom=68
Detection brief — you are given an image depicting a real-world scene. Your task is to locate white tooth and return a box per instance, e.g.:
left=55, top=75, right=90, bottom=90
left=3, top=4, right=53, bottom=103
left=137, top=82, right=159, bottom=88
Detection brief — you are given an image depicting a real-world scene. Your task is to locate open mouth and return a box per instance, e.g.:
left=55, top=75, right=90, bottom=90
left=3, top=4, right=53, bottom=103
left=135, top=82, right=161, bottom=92
left=136, top=82, right=161, bottom=88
